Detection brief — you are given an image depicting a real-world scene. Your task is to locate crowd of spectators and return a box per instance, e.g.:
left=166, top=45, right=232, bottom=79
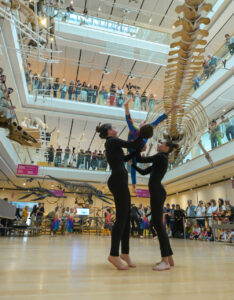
left=15, top=203, right=45, bottom=226
left=46, top=146, right=109, bottom=170
left=1, top=197, right=233, bottom=242
left=208, top=115, right=234, bottom=149
left=184, top=199, right=234, bottom=242
left=26, top=69, right=159, bottom=111
left=193, top=33, right=233, bottom=91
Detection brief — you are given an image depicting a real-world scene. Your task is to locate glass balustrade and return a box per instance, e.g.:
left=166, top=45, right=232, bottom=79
left=191, top=34, right=234, bottom=92
left=53, top=10, right=171, bottom=45
left=13, top=115, right=233, bottom=173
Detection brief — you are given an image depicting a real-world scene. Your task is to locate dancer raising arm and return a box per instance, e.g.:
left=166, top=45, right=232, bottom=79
left=96, top=123, right=152, bottom=270
left=124, top=98, right=181, bottom=193
left=130, top=139, right=179, bottom=271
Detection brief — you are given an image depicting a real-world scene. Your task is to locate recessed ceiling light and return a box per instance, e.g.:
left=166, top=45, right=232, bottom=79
left=149, top=18, right=152, bottom=23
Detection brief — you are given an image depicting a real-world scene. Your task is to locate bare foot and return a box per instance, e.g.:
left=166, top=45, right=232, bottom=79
left=168, top=256, right=174, bottom=267
left=132, top=186, right=136, bottom=194
left=153, top=261, right=170, bottom=271
left=108, top=256, right=129, bottom=270
left=156, top=257, right=174, bottom=267
left=120, top=254, right=136, bottom=268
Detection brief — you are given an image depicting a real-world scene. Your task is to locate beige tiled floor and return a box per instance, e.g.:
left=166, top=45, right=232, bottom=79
left=0, top=235, right=233, bottom=300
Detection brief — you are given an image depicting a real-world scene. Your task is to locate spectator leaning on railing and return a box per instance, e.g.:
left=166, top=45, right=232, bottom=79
left=225, top=34, right=234, bottom=55
left=195, top=200, right=206, bottom=227
left=220, top=115, right=234, bottom=141
left=186, top=200, right=196, bottom=225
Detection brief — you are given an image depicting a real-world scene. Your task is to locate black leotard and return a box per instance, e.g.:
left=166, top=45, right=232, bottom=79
left=105, top=136, right=143, bottom=256
left=132, top=152, right=173, bottom=257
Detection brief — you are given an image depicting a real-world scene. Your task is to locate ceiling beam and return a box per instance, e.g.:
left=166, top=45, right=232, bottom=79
left=110, top=0, right=117, bottom=17
left=159, top=0, right=174, bottom=27
left=88, top=122, right=101, bottom=149
left=134, top=0, right=145, bottom=23
left=122, top=60, right=137, bottom=89
left=98, top=55, right=110, bottom=89
left=143, top=66, right=161, bottom=93
left=75, top=50, right=82, bottom=81
left=67, top=119, right=74, bottom=147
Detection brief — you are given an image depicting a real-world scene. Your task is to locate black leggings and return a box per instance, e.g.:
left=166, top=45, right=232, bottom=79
left=149, top=219, right=157, bottom=237
left=150, top=187, right=173, bottom=257
left=108, top=175, right=131, bottom=256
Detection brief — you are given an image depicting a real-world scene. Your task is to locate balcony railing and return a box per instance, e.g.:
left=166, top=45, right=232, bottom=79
left=53, top=10, right=171, bottom=45
left=12, top=115, right=233, bottom=173
left=24, top=34, right=234, bottom=113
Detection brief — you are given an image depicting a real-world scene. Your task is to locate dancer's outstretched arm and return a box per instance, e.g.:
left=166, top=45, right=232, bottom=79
left=136, top=153, right=158, bottom=163
left=124, top=99, right=138, bottom=132
left=131, top=163, right=153, bottom=175
left=123, top=151, right=137, bottom=162
left=151, top=104, right=182, bottom=128
left=165, top=104, right=182, bottom=117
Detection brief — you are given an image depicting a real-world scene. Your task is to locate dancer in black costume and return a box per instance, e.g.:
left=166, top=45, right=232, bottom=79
left=96, top=123, right=151, bottom=270
left=130, top=139, right=179, bottom=271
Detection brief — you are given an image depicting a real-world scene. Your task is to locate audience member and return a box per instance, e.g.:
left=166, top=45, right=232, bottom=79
left=220, top=115, right=234, bottom=141
left=84, top=148, right=92, bottom=170
left=195, top=201, right=206, bottom=227
left=225, top=34, right=234, bottom=55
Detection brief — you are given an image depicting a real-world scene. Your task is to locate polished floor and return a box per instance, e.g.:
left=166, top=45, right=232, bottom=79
left=0, top=235, right=233, bottom=300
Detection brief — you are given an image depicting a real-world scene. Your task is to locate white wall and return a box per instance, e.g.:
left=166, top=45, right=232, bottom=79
left=166, top=180, right=234, bottom=208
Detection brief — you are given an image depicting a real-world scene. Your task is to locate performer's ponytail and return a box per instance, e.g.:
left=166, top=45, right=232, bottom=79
left=96, top=123, right=112, bottom=139
left=165, top=140, right=179, bottom=153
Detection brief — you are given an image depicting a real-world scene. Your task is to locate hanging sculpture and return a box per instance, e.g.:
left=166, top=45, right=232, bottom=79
left=147, top=0, right=212, bottom=166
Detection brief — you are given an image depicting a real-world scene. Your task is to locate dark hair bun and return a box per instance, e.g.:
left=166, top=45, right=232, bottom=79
left=166, top=140, right=179, bottom=153
left=96, top=123, right=112, bottom=139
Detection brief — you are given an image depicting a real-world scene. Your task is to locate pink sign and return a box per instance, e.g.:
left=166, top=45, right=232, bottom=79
left=17, top=164, right=39, bottom=175
left=136, top=189, right=150, bottom=198
left=50, top=189, right=63, bottom=197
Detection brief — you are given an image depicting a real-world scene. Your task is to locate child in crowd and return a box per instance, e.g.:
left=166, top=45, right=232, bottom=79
left=51, top=214, right=60, bottom=236
left=190, top=222, right=201, bottom=240
left=67, top=209, right=74, bottom=235
left=219, top=230, right=229, bottom=241
left=185, top=222, right=193, bottom=239
left=198, top=227, right=208, bottom=241
left=227, top=231, right=234, bottom=243
left=207, top=227, right=214, bottom=241
left=103, top=208, right=112, bottom=236
left=141, top=214, right=149, bottom=237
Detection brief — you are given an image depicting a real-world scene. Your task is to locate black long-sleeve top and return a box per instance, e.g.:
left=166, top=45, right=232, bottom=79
left=105, top=137, right=143, bottom=175
left=130, top=206, right=142, bottom=218
left=132, top=152, right=169, bottom=189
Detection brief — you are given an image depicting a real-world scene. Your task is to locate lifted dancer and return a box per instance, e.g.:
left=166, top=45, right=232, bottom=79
left=124, top=99, right=181, bottom=193
left=96, top=123, right=152, bottom=270
left=130, top=139, right=179, bottom=271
